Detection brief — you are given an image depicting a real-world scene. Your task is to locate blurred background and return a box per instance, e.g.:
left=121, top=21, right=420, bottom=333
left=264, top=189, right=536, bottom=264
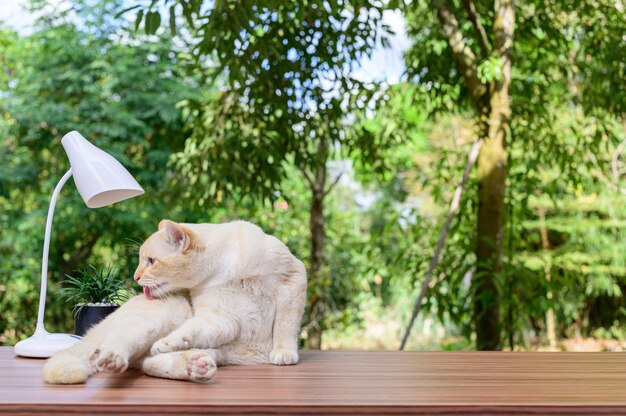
left=0, top=0, right=624, bottom=351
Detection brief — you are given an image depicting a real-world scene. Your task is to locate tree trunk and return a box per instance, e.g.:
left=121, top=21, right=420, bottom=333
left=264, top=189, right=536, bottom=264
left=474, top=119, right=505, bottom=350
left=304, top=136, right=331, bottom=350
left=473, top=0, right=514, bottom=351
left=538, top=207, right=557, bottom=350
left=307, top=168, right=326, bottom=350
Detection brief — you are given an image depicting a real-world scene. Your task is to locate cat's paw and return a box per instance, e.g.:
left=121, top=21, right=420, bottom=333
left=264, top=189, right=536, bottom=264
left=185, top=351, right=217, bottom=383
left=270, top=348, right=299, bottom=365
left=89, top=348, right=129, bottom=374
left=151, top=335, right=191, bottom=355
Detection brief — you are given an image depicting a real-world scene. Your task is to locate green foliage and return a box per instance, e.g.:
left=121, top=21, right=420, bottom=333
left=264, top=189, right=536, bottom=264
left=126, top=0, right=394, bottom=204
left=477, top=56, right=503, bottom=84
left=505, top=186, right=626, bottom=344
left=399, top=0, right=625, bottom=348
left=57, top=265, right=130, bottom=312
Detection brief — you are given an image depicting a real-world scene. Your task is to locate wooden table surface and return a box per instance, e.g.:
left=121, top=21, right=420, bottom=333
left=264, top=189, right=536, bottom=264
left=1, top=347, right=625, bottom=415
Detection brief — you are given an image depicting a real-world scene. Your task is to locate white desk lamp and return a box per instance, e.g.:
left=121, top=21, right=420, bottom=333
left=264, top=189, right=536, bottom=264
left=14, top=131, right=144, bottom=358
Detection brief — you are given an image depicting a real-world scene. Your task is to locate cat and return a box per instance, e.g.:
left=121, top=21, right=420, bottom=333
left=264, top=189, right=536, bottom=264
left=43, top=219, right=307, bottom=384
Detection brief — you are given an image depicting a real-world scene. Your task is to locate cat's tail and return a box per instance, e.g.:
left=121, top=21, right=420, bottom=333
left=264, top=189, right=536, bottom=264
left=43, top=340, right=96, bottom=384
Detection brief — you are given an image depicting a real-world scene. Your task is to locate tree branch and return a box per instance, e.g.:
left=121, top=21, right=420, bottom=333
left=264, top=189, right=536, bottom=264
left=435, top=0, right=487, bottom=111
left=611, top=139, right=626, bottom=181
left=323, top=172, right=343, bottom=197
left=461, top=0, right=490, bottom=58
left=587, top=151, right=626, bottom=195
left=399, top=139, right=484, bottom=351
left=299, top=165, right=314, bottom=188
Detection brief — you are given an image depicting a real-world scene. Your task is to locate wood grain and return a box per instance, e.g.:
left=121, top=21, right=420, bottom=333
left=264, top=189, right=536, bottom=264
left=1, top=347, right=625, bottom=415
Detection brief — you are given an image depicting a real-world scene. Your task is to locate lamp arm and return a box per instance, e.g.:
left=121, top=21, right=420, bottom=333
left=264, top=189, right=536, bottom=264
left=34, top=168, right=73, bottom=334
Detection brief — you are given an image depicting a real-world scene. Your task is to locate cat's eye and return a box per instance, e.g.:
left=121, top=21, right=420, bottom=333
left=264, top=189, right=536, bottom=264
left=147, top=257, right=156, bottom=266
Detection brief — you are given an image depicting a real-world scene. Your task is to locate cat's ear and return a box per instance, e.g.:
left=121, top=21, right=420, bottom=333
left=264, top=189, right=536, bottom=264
left=159, top=220, right=192, bottom=252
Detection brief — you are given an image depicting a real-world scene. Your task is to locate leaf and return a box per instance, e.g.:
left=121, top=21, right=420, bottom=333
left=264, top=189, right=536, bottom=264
left=145, top=11, right=162, bottom=35
left=169, top=5, right=177, bottom=36
left=134, top=9, right=144, bottom=32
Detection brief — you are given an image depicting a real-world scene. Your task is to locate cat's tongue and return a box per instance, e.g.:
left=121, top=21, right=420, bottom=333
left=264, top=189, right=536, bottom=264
left=143, top=286, right=154, bottom=301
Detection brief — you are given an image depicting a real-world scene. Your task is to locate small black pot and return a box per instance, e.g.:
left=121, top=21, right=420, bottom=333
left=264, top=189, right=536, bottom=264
left=74, top=304, right=119, bottom=336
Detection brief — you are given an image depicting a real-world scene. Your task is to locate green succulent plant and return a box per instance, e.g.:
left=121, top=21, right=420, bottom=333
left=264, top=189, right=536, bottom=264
left=57, top=265, right=130, bottom=314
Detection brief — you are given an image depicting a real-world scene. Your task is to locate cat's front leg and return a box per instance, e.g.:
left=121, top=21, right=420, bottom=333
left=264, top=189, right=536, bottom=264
left=89, top=348, right=129, bottom=374
left=150, top=332, right=191, bottom=354
left=151, top=313, right=240, bottom=355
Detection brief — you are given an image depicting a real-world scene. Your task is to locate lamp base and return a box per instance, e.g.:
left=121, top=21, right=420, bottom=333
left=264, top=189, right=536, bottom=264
left=14, top=327, right=82, bottom=358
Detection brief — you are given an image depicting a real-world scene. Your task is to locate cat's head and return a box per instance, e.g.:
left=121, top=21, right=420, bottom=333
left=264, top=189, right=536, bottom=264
left=134, top=220, right=204, bottom=300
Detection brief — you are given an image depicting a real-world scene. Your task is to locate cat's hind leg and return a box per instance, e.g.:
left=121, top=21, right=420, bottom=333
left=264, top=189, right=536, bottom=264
left=141, top=349, right=218, bottom=383
left=270, top=261, right=307, bottom=365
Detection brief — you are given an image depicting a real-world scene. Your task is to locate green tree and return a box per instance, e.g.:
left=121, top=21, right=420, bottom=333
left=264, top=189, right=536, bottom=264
left=127, top=0, right=394, bottom=348
left=402, top=0, right=624, bottom=349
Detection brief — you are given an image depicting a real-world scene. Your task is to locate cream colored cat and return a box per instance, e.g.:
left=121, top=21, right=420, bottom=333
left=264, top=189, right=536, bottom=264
left=43, top=220, right=307, bottom=384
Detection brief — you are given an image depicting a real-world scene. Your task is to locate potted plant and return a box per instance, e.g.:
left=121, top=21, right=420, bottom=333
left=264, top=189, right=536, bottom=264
left=57, top=265, right=130, bottom=336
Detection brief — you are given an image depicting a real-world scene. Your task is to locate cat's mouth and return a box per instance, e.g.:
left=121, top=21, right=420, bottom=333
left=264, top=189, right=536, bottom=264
left=143, top=283, right=167, bottom=301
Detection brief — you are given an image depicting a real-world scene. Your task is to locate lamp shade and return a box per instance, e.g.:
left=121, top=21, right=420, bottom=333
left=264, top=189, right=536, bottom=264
left=61, top=131, right=144, bottom=208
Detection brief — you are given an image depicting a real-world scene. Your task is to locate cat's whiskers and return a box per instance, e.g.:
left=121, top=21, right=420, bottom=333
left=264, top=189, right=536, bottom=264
left=121, top=237, right=142, bottom=259
left=152, top=283, right=171, bottom=302
left=140, top=277, right=170, bottom=301
left=156, top=285, right=171, bottom=301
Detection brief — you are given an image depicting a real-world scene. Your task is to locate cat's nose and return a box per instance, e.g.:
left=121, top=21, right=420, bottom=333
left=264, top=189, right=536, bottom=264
left=134, top=274, right=141, bottom=282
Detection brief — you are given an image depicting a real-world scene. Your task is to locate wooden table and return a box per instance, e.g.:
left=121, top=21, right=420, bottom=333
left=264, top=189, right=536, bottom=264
left=1, top=347, right=625, bottom=415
